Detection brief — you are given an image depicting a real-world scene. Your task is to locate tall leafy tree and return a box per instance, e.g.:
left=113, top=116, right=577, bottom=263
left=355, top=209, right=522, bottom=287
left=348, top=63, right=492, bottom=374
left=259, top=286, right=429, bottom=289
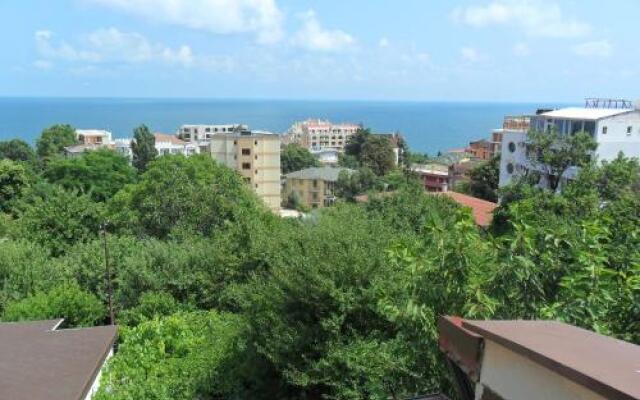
left=0, top=159, right=31, bottom=212
left=344, top=128, right=370, bottom=158
left=466, top=155, right=500, bottom=202
left=526, top=130, right=597, bottom=191
left=360, top=135, right=396, bottom=176
left=43, top=149, right=136, bottom=202
left=281, top=143, right=319, bottom=174
left=131, top=124, right=157, bottom=172
left=36, top=124, right=77, bottom=160
left=0, top=139, right=36, bottom=163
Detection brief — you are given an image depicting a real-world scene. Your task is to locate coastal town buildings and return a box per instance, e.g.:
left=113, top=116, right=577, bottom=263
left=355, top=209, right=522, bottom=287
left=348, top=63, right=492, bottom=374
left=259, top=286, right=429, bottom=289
left=113, top=133, right=199, bottom=159
left=0, top=319, right=117, bottom=400
left=179, top=124, right=248, bottom=153
left=65, top=129, right=114, bottom=157
left=285, top=119, right=360, bottom=152
left=210, top=129, right=281, bottom=212
left=438, top=316, right=640, bottom=400
left=283, top=166, right=352, bottom=209
left=411, top=163, right=451, bottom=192
left=499, top=99, right=640, bottom=188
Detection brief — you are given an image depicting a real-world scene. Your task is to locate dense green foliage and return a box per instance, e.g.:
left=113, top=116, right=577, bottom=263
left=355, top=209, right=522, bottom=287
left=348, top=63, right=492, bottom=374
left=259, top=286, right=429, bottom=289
left=131, top=124, right=157, bottom=172
left=36, top=124, right=77, bottom=160
left=281, top=143, right=320, bottom=174
left=0, top=124, right=638, bottom=399
left=0, top=139, right=36, bottom=163
left=344, top=128, right=396, bottom=175
left=43, top=149, right=136, bottom=202
left=462, top=155, right=500, bottom=202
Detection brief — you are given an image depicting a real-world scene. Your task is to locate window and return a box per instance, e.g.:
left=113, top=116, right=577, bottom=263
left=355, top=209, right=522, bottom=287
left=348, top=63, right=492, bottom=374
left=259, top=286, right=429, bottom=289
left=242, top=148, right=251, bottom=156
left=602, top=126, right=608, bottom=135
left=243, top=177, right=250, bottom=184
left=255, top=155, right=258, bottom=160
left=233, top=140, right=237, bottom=145
left=242, top=162, right=251, bottom=170
left=205, top=127, right=211, bottom=133
left=313, top=180, right=318, bottom=188
left=506, top=163, right=514, bottom=174
left=508, top=142, right=516, bottom=153
left=627, top=126, right=633, bottom=135
left=255, top=169, right=258, bottom=175
left=254, top=140, right=258, bottom=145
left=255, top=184, right=258, bottom=188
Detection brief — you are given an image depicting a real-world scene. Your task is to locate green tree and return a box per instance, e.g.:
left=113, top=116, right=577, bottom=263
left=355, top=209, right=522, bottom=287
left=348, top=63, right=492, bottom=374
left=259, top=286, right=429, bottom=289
left=118, top=291, right=191, bottom=326
left=17, top=186, right=103, bottom=256
left=526, top=129, right=597, bottom=191
left=344, top=128, right=370, bottom=158
left=335, top=167, right=378, bottom=200
left=2, top=283, right=105, bottom=327
left=281, top=144, right=320, bottom=174
left=131, top=124, right=157, bottom=172
left=466, top=155, right=500, bottom=202
left=0, top=139, right=36, bottom=163
left=36, top=124, right=77, bottom=160
left=108, top=155, right=265, bottom=239
left=95, top=311, right=243, bottom=400
left=43, top=149, right=136, bottom=202
left=360, top=135, right=396, bottom=176
left=0, top=160, right=31, bottom=212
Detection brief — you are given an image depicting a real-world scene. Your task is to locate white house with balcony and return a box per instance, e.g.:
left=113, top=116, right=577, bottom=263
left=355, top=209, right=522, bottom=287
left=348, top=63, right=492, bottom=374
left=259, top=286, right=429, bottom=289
left=499, top=99, right=640, bottom=188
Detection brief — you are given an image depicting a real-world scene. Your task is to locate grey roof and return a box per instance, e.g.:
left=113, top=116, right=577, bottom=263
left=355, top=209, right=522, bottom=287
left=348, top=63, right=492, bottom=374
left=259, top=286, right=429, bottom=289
left=0, top=319, right=117, bottom=400
left=286, top=167, right=353, bottom=182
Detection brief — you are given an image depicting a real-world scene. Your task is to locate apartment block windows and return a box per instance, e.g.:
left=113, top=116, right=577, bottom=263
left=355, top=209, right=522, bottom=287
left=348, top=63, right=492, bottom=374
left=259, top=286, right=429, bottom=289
left=242, top=162, right=251, bottom=170
left=242, top=148, right=251, bottom=156
left=508, top=142, right=516, bottom=153
left=602, top=126, right=608, bottom=135
left=627, top=126, right=633, bottom=135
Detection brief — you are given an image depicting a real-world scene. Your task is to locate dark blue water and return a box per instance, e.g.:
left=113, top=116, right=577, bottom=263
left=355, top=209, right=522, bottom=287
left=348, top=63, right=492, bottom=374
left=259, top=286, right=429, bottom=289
left=0, top=98, right=554, bottom=153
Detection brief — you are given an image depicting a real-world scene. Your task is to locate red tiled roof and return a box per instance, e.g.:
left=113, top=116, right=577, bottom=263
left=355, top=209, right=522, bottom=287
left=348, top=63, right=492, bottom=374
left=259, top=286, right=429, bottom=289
left=439, top=191, right=497, bottom=227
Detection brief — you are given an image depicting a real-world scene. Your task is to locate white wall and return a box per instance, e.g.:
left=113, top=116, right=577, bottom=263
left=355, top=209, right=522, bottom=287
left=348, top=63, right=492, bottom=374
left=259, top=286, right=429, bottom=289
left=595, top=111, right=640, bottom=161
left=83, top=348, right=113, bottom=400
left=498, top=131, right=527, bottom=187
left=476, top=340, right=606, bottom=400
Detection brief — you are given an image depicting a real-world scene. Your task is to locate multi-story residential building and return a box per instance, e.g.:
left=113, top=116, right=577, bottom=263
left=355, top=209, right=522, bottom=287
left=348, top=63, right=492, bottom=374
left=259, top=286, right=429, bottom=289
left=285, top=119, right=360, bottom=152
left=179, top=124, right=247, bottom=153
left=499, top=99, right=640, bottom=188
left=411, top=163, right=451, bottom=192
left=283, top=166, right=353, bottom=209
left=468, top=139, right=493, bottom=160
left=210, top=130, right=281, bottom=212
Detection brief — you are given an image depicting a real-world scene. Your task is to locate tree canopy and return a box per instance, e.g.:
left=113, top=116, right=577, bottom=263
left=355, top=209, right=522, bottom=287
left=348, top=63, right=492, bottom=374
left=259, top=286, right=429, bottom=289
left=36, top=124, right=77, bottom=160
left=0, top=139, right=36, bottom=163
left=281, top=143, right=319, bottom=174
left=131, top=124, right=157, bottom=172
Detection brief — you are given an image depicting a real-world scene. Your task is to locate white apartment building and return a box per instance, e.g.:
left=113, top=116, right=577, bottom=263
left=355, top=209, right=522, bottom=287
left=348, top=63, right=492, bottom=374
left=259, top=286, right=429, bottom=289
left=75, top=129, right=113, bottom=145
left=499, top=99, right=640, bottom=188
left=114, top=133, right=198, bottom=159
left=210, top=129, right=281, bottom=212
left=286, top=119, right=360, bottom=152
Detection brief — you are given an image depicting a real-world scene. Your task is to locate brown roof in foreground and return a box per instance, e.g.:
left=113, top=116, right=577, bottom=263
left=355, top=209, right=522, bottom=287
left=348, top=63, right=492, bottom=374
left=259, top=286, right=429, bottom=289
left=462, top=319, right=640, bottom=400
left=0, top=319, right=117, bottom=400
left=154, top=132, right=186, bottom=145
left=354, top=191, right=497, bottom=227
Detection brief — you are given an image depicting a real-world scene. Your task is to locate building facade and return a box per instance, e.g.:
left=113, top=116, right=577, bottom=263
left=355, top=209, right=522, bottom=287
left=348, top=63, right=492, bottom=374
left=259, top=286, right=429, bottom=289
left=285, top=119, right=360, bottom=152
left=411, top=163, right=451, bottom=192
left=283, top=167, right=352, bottom=209
left=179, top=124, right=248, bottom=153
left=113, top=133, right=198, bottom=159
left=499, top=100, right=640, bottom=188
left=210, top=130, right=281, bottom=212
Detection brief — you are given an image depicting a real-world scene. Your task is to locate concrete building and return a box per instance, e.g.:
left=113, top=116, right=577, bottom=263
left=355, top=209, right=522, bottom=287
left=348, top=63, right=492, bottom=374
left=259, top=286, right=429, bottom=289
left=499, top=99, right=640, bottom=188
left=179, top=124, right=247, bottom=153
left=210, top=130, right=281, bottom=212
left=76, top=129, right=113, bottom=146
left=0, top=319, right=117, bottom=400
left=438, top=316, right=640, bottom=400
left=285, top=119, right=360, bottom=152
left=283, top=166, right=353, bottom=209
left=411, top=163, right=451, bottom=192
left=154, top=133, right=198, bottom=156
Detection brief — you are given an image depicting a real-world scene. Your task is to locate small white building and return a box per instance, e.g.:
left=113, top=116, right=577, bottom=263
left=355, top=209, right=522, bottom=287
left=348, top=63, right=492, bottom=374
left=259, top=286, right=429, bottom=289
left=499, top=99, right=640, bottom=188
left=113, top=133, right=198, bottom=160
left=178, top=124, right=248, bottom=153
left=75, top=129, right=113, bottom=146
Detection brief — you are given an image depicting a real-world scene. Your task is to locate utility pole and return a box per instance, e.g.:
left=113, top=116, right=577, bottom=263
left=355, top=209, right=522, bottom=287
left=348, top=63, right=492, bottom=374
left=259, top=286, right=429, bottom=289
left=101, top=222, right=115, bottom=325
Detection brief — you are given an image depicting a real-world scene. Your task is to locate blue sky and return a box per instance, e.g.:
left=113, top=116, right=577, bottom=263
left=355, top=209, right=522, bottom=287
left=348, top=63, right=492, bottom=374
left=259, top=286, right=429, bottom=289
left=1, top=0, right=638, bottom=101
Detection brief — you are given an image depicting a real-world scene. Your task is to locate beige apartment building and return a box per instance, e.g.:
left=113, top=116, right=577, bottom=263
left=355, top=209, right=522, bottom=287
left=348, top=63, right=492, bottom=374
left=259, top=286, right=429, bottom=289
left=283, top=167, right=353, bottom=209
left=210, top=130, right=281, bottom=212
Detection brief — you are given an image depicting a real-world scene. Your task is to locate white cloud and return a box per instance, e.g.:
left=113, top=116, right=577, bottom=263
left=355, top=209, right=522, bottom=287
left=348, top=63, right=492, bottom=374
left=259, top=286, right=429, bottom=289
left=461, top=47, right=481, bottom=63
left=88, top=0, right=284, bottom=44
left=35, top=28, right=194, bottom=67
left=379, top=37, right=390, bottom=48
left=33, top=60, right=53, bottom=70
left=452, top=0, right=590, bottom=38
left=513, top=42, right=530, bottom=56
left=573, top=40, right=612, bottom=58
left=291, top=10, right=355, bottom=52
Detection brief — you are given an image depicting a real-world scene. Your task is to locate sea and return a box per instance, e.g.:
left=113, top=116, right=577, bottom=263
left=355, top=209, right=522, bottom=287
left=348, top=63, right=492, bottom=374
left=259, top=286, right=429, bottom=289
left=0, top=98, right=560, bottom=154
